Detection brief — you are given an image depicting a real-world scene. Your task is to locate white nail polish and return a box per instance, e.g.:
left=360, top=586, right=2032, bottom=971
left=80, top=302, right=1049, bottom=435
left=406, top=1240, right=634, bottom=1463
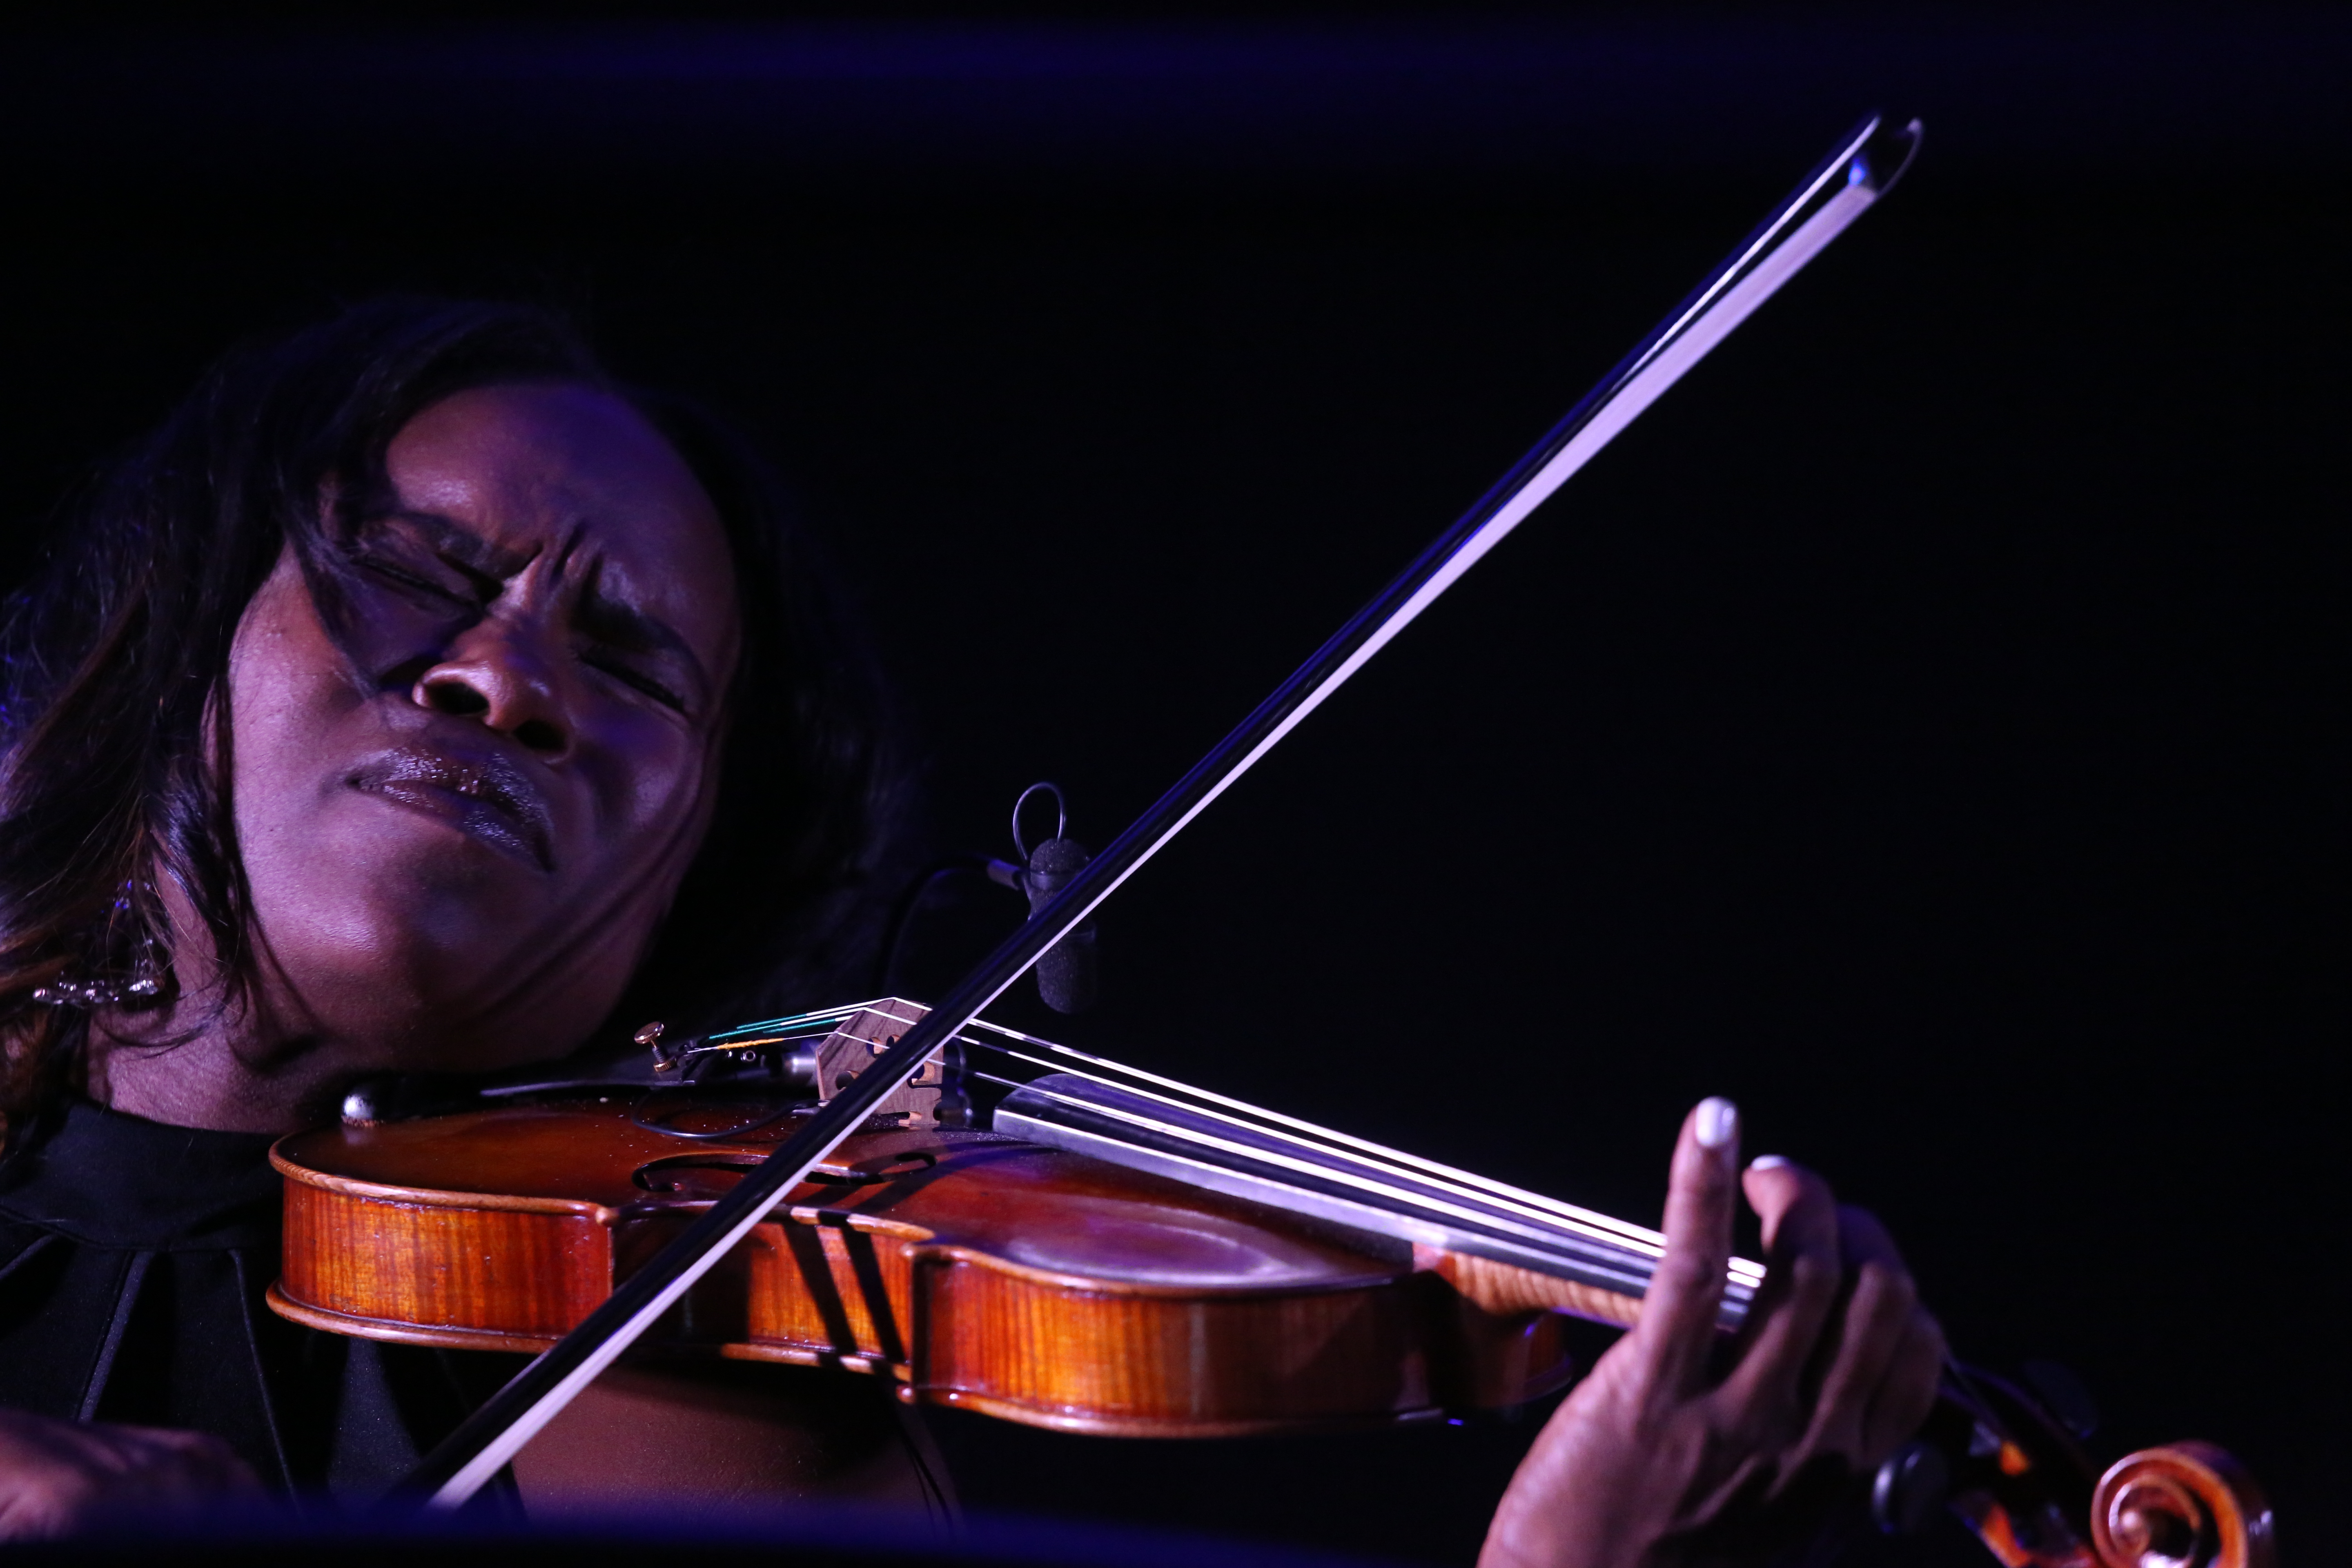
left=1695, top=1096, right=1739, bottom=1149
left=1749, top=1154, right=1789, bottom=1171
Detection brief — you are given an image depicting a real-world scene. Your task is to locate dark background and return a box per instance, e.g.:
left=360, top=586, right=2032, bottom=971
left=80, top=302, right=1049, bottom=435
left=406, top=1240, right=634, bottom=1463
left=2, top=6, right=2342, bottom=1561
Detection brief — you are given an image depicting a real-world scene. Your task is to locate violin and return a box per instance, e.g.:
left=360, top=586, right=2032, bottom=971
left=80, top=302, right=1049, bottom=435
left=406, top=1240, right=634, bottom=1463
left=271, top=998, right=2273, bottom=1567
left=269, top=115, right=2273, bottom=1565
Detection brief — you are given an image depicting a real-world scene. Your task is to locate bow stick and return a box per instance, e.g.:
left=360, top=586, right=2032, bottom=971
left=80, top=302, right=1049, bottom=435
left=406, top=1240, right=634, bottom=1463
left=404, top=110, right=1923, bottom=1507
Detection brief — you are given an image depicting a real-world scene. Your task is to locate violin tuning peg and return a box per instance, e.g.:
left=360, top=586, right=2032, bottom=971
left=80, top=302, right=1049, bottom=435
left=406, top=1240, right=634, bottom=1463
left=2021, top=1359, right=2100, bottom=1441
left=1871, top=1439, right=1950, bottom=1536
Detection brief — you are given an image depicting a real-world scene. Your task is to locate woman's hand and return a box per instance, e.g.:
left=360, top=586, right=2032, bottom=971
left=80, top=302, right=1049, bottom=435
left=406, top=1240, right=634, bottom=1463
left=1480, top=1098, right=1947, bottom=1568
left=0, top=1408, right=259, bottom=1539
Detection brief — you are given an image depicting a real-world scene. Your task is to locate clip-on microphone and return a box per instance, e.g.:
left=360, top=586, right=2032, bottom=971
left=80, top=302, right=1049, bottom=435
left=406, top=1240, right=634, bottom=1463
left=1003, top=782, right=1097, bottom=1014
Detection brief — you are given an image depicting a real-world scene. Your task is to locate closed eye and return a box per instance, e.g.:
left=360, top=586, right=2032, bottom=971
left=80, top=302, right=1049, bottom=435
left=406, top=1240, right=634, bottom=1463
left=355, top=551, right=478, bottom=608
left=584, top=649, right=688, bottom=713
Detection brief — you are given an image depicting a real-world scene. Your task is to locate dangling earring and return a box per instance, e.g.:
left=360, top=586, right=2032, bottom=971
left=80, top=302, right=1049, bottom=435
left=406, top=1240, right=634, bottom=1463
left=30, top=973, right=163, bottom=1008
left=31, top=882, right=168, bottom=1008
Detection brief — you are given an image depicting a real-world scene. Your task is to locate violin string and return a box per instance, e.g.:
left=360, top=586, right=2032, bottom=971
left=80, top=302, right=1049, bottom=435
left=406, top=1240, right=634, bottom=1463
left=960, top=1035, right=1763, bottom=1286
left=956, top=1016, right=1699, bottom=1258
left=966, top=1073, right=1668, bottom=1303
left=696, top=1001, right=1761, bottom=1288
left=705, top=1007, right=868, bottom=1042
left=837, top=1006, right=1722, bottom=1278
left=962, top=1066, right=1715, bottom=1296
left=703, top=1001, right=1751, bottom=1285
left=710, top=1000, right=903, bottom=1034
left=961, top=1067, right=1624, bottom=1258
left=962, top=1050, right=1666, bottom=1265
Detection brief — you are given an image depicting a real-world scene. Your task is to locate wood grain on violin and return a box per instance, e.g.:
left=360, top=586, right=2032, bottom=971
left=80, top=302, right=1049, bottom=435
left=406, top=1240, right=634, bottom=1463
left=270, top=1101, right=1577, bottom=1436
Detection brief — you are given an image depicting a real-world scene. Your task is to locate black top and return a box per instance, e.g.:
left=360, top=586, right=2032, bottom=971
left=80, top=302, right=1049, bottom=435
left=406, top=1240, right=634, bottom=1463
left=0, top=1097, right=520, bottom=1499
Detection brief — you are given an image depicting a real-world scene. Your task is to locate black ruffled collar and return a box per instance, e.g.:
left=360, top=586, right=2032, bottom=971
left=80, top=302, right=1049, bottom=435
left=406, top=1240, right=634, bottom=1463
left=0, top=1097, right=283, bottom=1251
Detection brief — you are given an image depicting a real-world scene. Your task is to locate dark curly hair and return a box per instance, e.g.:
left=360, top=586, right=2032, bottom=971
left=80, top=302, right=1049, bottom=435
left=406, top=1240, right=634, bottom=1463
left=0, top=297, right=909, bottom=1135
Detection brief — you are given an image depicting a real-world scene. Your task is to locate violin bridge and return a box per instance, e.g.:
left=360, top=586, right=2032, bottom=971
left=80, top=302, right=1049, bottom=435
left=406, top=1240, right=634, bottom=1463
left=806, top=998, right=958, bottom=1131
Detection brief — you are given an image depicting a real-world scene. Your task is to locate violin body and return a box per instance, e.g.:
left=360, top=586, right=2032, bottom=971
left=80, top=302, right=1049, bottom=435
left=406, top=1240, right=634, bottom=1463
left=268, top=1097, right=1576, bottom=1436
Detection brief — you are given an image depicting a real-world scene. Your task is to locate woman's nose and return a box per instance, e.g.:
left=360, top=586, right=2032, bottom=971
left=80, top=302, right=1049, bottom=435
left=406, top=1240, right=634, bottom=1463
left=411, top=624, right=570, bottom=756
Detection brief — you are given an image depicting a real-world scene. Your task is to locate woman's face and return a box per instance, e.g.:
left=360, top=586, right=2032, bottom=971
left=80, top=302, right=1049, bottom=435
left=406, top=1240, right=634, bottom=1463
left=220, top=383, right=741, bottom=1080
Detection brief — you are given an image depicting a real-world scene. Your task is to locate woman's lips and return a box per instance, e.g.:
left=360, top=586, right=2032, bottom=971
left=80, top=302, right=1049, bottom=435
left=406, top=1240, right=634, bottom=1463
left=348, top=745, right=555, bottom=871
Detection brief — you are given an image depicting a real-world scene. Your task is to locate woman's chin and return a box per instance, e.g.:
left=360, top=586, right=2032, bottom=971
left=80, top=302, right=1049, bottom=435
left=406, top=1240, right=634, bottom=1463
left=243, top=845, right=655, bottom=1077
left=259, top=932, right=601, bottom=1071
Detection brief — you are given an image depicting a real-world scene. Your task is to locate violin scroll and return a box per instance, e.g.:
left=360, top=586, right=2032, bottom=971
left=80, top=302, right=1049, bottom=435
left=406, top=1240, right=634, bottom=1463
left=2091, top=1442, right=2275, bottom=1568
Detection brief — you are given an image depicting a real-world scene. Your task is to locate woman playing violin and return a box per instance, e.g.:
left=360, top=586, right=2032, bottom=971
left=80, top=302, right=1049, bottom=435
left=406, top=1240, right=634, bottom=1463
left=0, top=300, right=1944, bottom=1562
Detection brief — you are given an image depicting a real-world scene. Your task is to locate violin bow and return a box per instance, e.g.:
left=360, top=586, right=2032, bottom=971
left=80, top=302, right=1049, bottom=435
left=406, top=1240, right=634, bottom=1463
left=403, top=111, right=1924, bottom=1508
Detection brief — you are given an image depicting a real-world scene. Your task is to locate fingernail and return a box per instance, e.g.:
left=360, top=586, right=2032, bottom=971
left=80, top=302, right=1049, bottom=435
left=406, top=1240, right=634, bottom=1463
left=1748, top=1154, right=1789, bottom=1171
left=1695, top=1096, right=1739, bottom=1149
